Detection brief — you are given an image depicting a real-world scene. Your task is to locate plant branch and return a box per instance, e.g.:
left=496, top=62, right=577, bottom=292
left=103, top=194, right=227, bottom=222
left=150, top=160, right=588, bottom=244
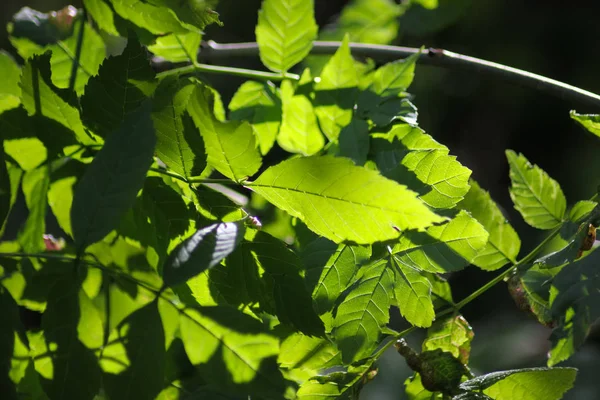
left=155, top=62, right=299, bottom=81
left=68, top=9, right=86, bottom=94
left=197, top=40, right=600, bottom=108
left=149, top=167, right=239, bottom=186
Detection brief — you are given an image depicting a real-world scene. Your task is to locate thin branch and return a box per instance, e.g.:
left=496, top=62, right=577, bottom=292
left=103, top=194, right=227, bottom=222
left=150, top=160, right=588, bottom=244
left=155, top=62, right=299, bottom=82
left=68, top=9, right=86, bottom=94
left=197, top=40, right=600, bottom=108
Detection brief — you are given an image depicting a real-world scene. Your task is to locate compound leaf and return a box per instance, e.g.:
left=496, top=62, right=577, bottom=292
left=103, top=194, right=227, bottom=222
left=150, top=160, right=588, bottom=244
left=506, top=150, right=566, bottom=229
left=255, top=0, right=318, bottom=72
left=249, top=156, right=444, bottom=244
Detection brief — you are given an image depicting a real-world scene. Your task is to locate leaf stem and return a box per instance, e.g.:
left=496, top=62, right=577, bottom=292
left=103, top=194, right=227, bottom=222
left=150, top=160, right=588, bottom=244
left=149, top=167, right=238, bottom=186
left=196, top=40, right=600, bottom=108
left=372, top=326, right=417, bottom=360
left=155, top=62, right=299, bottom=82
left=68, top=9, right=86, bottom=94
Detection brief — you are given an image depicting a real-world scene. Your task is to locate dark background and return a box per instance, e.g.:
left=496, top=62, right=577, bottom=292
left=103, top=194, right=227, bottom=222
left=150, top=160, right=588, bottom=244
left=2, top=0, right=600, bottom=398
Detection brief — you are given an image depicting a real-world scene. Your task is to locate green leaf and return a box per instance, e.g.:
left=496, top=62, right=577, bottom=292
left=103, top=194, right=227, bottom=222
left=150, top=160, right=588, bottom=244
left=568, top=200, right=598, bottom=223
left=152, top=78, right=206, bottom=178
left=404, top=373, right=438, bottom=400
left=83, top=0, right=119, bottom=36
left=102, top=301, right=167, bottom=400
left=81, top=39, right=155, bottom=138
left=149, top=0, right=222, bottom=31
left=248, top=156, right=444, bottom=244
left=250, top=231, right=325, bottom=336
left=373, top=124, right=472, bottom=209
left=413, top=0, right=439, bottom=9
left=47, top=173, right=78, bottom=238
left=369, top=53, right=419, bottom=98
left=179, top=306, right=288, bottom=398
left=0, top=147, right=21, bottom=234
left=304, top=240, right=371, bottom=315
left=0, top=51, right=21, bottom=114
left=570, top=110, right=600, bottom=138
left=187, top=83, right=263, bottom=182
left=296, top=361, right=374, bottom=399
left=37, top=274, right=102, bottom=400
left=20, top=53, right=92, bottom=145
left=459, top=367, right=577, bottom=400
left=534, top=222, right=591, bottom=269
left=71, top=102, right=156, bottom=251
left=506, top=150, right=567, bottom=229
left=338, top=118, right=370, bottom=165
left=458, top=179, right=521, bottom=270
left=314, top=36, right=358, bottom=141
left=278, top=90, right=325, bottom=156
left=255, top=0, right=318, bottom=73
left=392, top=210, right=489, bottom=273
left=163, top=221, right=245, bottom=287
left=278, top=333, right=341, bottom=372
left=390, top=255, right=435, bottom=327
left=0, top=287, right=26, bottom=399
left=147, top=31, right=202, bottom=63
left=422, top=315, right=473, bottom=364
left=453, top=393, right=493, bottom=400
left=321, top=0, right=405, bottom=45
left=18, top=167, right=50, bottom=253
left=108, top=0, right=189, bottom=34
left=332, top=260, right=393, bottom=362
left=229, top=80, right=282, bottom=155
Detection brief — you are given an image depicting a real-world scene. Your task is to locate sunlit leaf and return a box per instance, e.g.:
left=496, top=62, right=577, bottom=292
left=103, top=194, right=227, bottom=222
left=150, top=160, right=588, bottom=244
left=296, top=361, right=374, bottom=399
left=249, top=156, right=444, bottom=244
left=314, top=36, right=358, bottom=141
left=393, top=210, right=489, bottom=273
left=163, top=221, right=245, bottom=287
left=332, top=260, right=393, bottom=362
left=18, top=167, right=50, bottom=253
left=506, top=150, right=566, bottom=229
left=0, top=51, right=21, bottom=114
left=108, top=0, right=189, bottom=34
left=570, top=110, right=600, bottom=139
left=0, top=148, right=22, bottom=234
left=71, top=102, right=156, bottom=250
left=83, top=0, right=119, bottom=36
left=256, top=0, right=318, bottom=72
left=148, top=31, right=202, bottom=63
left=148, top=0, right=222, bottom=31
left=459, top=179, right=521, bottom=270
left=422, top=315, right=473, bottom=364
left=187, top=82, right=262, bottom=182
left=568, top=200, right=598, bottom=223
left=229, top=80, right=282, bottom=155
left=279, top=333, right=341, bottom=372
left=391, top=255, right=435, bottom=327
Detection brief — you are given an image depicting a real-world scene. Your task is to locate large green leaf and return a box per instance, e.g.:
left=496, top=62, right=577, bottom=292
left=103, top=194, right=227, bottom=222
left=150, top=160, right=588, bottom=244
left=458, top=179, right=521, bottom=270
left=391, top=254, right=435, bottom=327
left=570, top=110, right=600, bottom=139
left=314, top=36, right=358, bottom=141
left=163, top=221, right=245, bottom=287
left=229, top=81, right=282, bottom=155
left=18, top=167, right=50, bottom=253
left=320, top=0, right=405, bottom=44
left=83, top=0, right=119, bottom=36
left=108, top=0, right=190, bottom=34
left=392, top=210, right=489, bottom=273
left=147, top=31, right=202, bottom=63
left=373, top=124, right=472, bottom=209
left=0, top=51, right=21, bottom=114
left=102, top=301, right=167, bottom=400
left=248, top=156, right=444, bottom=244
left=20, top=53, right=93, bottom=145
left=71, top=102, right=156, bottom=251
left=36, top=274, right=102, bottom=400
left=332, top=260, right=393, bottom=362
left=460, top=367, right=577, bottom=400
left=81, top=39, right=155, bottom=138
left=255, top=0, right=318, bottom=73
left=187, top=83, right=262, bottom=182
left=278, top=84, right=325, bottom=156
left=152, top=78, right=206, bottom=178
left=179, top=306, right=288, bottom=398
left=506, top=150, right=566, bottom=229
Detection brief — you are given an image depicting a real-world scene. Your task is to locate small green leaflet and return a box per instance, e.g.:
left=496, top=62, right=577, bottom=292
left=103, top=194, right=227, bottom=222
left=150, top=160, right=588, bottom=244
left=187, top=82, right=262, bottom=183
left=255, top=0, right=318, bottom=73
left=338, top=118, right=370, bottom=165
left=83, top=0, right=119, bottom=36
left=570, top=110, right=600, bottom=138
left=148, top=0, right=222, bottom=31
left=18, top=167, right=50, bottom=253
left=506, top=150, right=566, bottom=229
left=460, top=367, right=577, bottom=400
left=568, top=200, right=598, bottom=223
left=314, top=35, right=358, bottom=141
left=391, top=254, right=435, bottom=327
left=108, top=0, right=190, bottom=34
left=152, top=77, right=206, bottom=179
left=163, top=221, right=245, bottom=287
left=0, top=51, right=21, bottom=114
left=422, top=315, right=473, bottom=364
left=71, top=103, right=156, bottom=251
left=459, top=179, right=521, bottom=271
left=248, top=156, right=445, bottom=244
left=332, top=260, right=393, bottom=363
left=229, top=80, right=282, bottom=155
left=81, top=39, right=156, bottom=138
left=393, top=210, right=489, bottom=273
left=296, top=362, right=374, bottom=399
left=147, top=31, right=202, bottom=63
